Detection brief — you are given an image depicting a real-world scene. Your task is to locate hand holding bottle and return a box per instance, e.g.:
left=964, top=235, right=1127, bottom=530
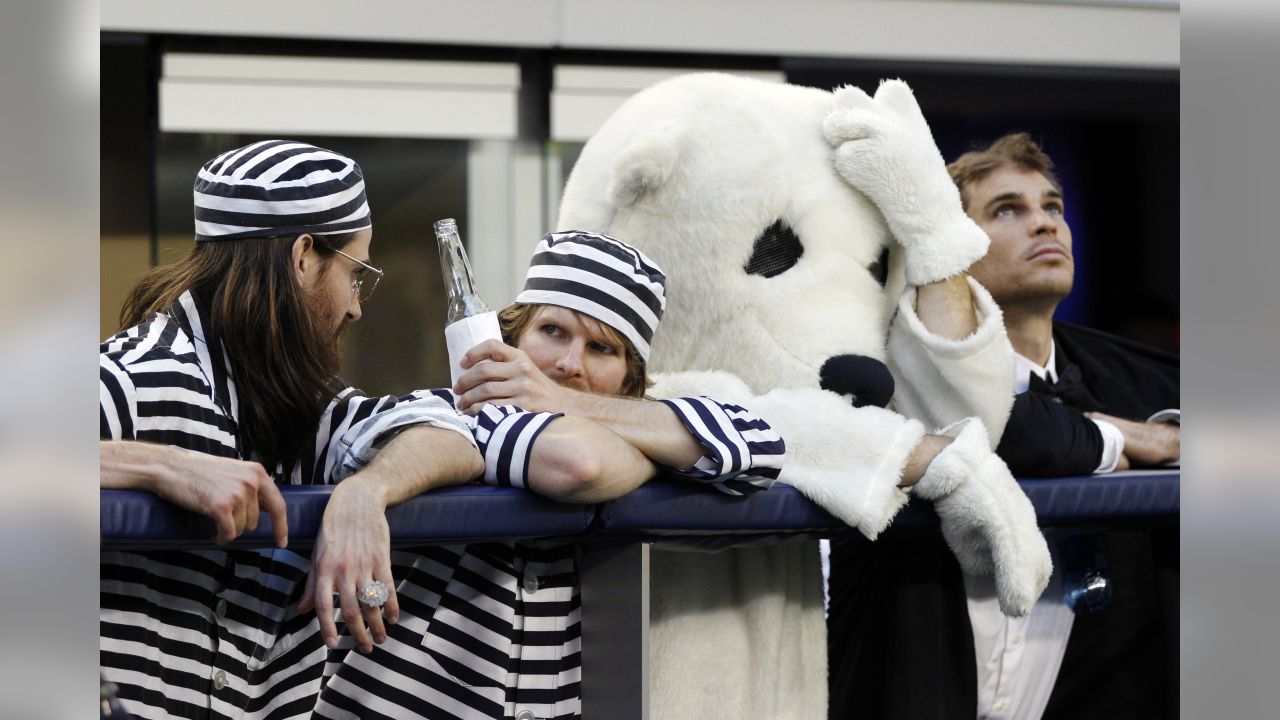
left=434, top=218, right=502, bottom=385
left=452, top=339, right=576, bottom=415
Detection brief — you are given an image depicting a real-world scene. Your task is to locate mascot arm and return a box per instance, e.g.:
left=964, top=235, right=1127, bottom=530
left=887, top=277, right=1016, bottom=445
left=913, top=417, right=1053, bottom=617
left=652, top=371, right=925, bottom=540
left=823, top=79, right=990, bottom=286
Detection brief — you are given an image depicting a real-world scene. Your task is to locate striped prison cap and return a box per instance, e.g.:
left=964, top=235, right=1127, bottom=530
left=516, top=231, right=667, bottom=361
left=193, top=140, right=372, bottom=242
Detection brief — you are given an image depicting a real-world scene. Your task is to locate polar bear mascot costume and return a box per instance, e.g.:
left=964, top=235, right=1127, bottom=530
left=557, top=73, right=1051, bottom=719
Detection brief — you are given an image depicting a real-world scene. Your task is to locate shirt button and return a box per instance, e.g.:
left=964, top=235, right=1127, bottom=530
left=523, top=573, right=539, bottom=593
left=995, top=699, right=1008, bottom=712
left=515, top=710, right=536, bottom=720
left=215, top=599, right=228, bottom=618
left=212, top=670, right=227, bottom=690
left=1011, top=634, right=1022, bottom=645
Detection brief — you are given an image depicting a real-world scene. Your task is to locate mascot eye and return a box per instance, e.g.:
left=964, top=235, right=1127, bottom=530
left=867, top=247, right=889, bottom=288
left=744, top=221, right=804, bottom=278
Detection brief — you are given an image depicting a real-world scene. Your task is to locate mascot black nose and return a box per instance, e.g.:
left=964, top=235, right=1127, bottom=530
left=819, top=355, right=895, bottom=408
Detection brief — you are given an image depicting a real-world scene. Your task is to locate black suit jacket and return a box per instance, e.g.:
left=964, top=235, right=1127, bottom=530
left=828, top=323, right=1179, bottom=720
left=998, top=322, right=1180, bottom=477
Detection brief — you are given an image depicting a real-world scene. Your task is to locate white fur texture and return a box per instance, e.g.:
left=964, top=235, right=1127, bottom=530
left=887, top=277, right=1016, bottom=443
left=913, top=418, right=1053, bottom=616
left=652, top=372, right=923, bottom=539
left=823, top=80, right=991, bottom=286
left=651, top=542, right=826, bottom=720
left=558, top=72, right=1026, bottom=720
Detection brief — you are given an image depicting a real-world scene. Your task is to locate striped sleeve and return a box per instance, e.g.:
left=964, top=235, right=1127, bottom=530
left=470, top=404, right=563, bottom=489
left=99, top=355, right=137, bottom=440
left=311, top=388, right=479, bottom=484
left=659, top=396, right=785, bottom=495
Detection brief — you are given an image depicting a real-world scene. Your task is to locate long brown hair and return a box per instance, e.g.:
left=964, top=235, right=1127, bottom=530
left=120, top=233, right=354, bottom=468
left=498, top=303, right=650, bottom=398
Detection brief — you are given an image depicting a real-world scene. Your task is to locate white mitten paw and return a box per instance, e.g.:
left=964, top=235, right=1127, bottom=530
left=823, top=79, right=990, bottom=285
left=914, top=418, right=1052, bottom=617
left=977, top=455, right=1053, bottom=616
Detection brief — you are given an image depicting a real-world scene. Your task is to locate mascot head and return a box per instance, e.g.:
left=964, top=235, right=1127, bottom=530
left=558, top=73, right=897, bottom=406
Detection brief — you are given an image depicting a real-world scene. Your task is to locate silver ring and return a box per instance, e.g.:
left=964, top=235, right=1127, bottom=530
left=358, top=580, right=389, bottom=608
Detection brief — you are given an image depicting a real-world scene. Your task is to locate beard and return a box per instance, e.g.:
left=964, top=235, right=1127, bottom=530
left=305, top=284, right=347, bottom=381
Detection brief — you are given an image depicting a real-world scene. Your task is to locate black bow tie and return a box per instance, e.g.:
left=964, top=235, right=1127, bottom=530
left=1028, top=362, right=1086, bottom=405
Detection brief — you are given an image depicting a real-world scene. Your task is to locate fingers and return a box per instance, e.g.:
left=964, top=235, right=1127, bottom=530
left=361, top=584, right=387, bottom=645
left=454, top=357, right=516, bottom=396
left=378, top=564, right=400, bottom=626
left=338, top=582, right=374, bottom=654
left=257, top=479, right=289, bottom=548
left=211, top=508, right=238, bottom=545
left=456, top=380, right=519, bottom=415
left=459, top=339, right=517, bottom=370
left=298, top=571, right=316, bottom=614
left=313, top=571, right=340, bottom=649
left=243, top=490, right=260, bottom=534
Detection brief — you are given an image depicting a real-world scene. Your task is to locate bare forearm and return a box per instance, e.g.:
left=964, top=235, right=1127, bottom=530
left=101, top=440, right=181, bottom=491
left=1087, top=412, right=1180, bottom=466
left=913, top=274, right=978, bottom=340
left=560, top=391, right=705, bottom=470
left=529, top=416, right=656, bottom=502
left=901, top=434, right=953, bottom=487
left=337, top=426, right=483, bottom=508
left=100, top=440, right=287, bottom=546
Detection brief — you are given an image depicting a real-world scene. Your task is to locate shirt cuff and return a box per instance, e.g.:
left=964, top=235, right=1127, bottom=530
left=659, top=396, right=784, bottom=495
left=1090, top=417, right=1126, bottom=474
left=470, top=404, right=563, bottom=489
left=331, top=391, right=477, bottom=482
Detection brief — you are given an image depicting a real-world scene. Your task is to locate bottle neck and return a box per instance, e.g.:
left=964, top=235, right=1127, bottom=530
left=435, top=227, right=490, bottom=323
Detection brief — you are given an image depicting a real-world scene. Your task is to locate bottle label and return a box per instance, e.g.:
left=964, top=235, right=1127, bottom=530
left=445, top=311, right=503, bottom=386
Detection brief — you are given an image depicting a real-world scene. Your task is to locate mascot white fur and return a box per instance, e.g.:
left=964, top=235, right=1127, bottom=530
left=557, top=73, right=1052, bottom=719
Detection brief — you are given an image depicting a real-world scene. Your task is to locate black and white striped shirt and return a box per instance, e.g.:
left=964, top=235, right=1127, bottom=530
left=102, top=291, right=784, bottom=720
left=312, top=394, right=784, bottom=720
left=100, top=291, right=475, bottom=720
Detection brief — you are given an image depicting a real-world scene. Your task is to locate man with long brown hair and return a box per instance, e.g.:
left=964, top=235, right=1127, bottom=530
left=99, top=140, right=483, bottom=719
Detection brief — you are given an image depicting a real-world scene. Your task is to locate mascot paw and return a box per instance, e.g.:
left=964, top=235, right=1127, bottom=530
left=823, top=79, right=990, bottom=286
left=914, top=418, right=1053, bottom=617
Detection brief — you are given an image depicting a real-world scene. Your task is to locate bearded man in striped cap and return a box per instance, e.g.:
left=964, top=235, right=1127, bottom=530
left=99, top=140, right=483, bottom=719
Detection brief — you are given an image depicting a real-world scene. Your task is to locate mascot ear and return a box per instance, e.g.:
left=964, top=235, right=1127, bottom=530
left=606, top=123, right=682, bottom=208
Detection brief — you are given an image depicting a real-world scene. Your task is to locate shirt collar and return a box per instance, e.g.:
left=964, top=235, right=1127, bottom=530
left=168, top=290, right=239, bottom=425
left=1013, top=339, right=1058, bottom=394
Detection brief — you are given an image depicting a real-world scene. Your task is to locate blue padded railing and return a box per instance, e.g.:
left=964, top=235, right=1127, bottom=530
left=101, top=484, right=595, bottom=549
left=100, top=471, right=1179, bottom=548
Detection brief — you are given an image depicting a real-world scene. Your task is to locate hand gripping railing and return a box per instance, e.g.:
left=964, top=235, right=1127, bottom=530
left=100, top=470, right=1179, bottom=720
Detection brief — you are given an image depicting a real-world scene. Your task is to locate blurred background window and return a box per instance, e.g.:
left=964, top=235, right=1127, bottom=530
left=102, top=1, right=1179, bottom=397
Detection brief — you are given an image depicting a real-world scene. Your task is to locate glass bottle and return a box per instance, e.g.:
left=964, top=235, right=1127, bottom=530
left=434, top=218, right=502, bottom=385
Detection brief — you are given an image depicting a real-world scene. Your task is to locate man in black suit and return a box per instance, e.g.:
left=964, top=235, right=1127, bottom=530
left=958, top=133, right=1179, bottom=478
left=828, top=133, right=1179, bottom=720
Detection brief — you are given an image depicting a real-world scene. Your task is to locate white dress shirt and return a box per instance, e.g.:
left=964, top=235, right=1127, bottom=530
left=968, top=342, right=1126, bottom=720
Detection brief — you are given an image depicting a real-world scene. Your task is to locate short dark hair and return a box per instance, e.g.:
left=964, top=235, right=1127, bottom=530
left=948, top=132, right=1061, bottom=210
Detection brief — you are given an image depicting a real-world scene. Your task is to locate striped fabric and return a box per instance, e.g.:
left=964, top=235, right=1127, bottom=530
left=193, top=140, right=372, bottom=243
left=100, top=290, right=783, bottom=719
left=313, top=391, right=783, bottom=719
left=516, top=232, right=666, bottom=361
left=458, top=394, right=783, bottom=496
left=659, top=397, right=785, bottom=495
left=99, top=290, right=474, bottom=720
